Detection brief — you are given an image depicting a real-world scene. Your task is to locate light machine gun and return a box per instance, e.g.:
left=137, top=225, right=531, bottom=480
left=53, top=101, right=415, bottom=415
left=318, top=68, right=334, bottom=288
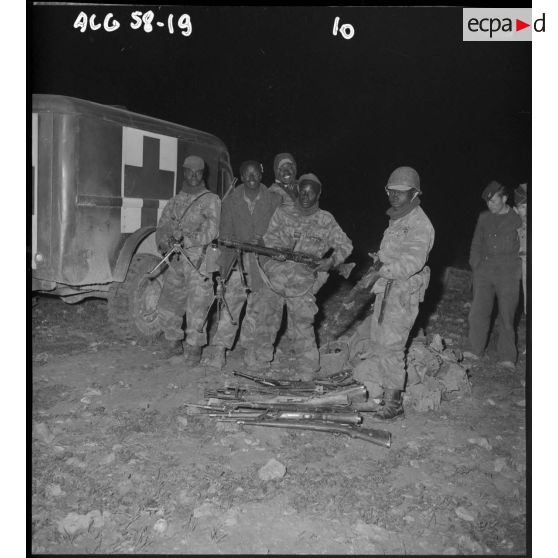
left=146, top=229, right=203, bottom=279
left=216, top=238, right=355, bottom=280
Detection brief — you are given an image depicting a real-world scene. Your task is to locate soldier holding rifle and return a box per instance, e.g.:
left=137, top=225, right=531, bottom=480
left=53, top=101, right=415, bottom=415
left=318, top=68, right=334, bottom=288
left=351, top=167, right=434, bottom=421
left=249, top=173, right=353, bottom=379
left=155, top=155, right=221, bottom=365
left=201, top=160, right=281, bottom=370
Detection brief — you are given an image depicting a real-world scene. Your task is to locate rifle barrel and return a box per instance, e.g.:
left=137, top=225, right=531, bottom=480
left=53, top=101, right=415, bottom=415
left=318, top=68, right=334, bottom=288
left=234, top=420, right=391, bottom=448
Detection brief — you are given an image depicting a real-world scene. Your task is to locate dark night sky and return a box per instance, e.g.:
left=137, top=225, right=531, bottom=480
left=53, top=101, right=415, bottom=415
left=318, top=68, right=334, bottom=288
left=31, top=4, right=531, bottom=271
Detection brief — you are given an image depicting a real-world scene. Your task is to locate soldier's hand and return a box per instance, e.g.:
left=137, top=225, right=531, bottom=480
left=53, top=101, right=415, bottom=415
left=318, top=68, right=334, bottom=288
left=314, top=257, right=333, bottom=273
left=182, top=236, right=194, bottom=249
left=357, top=265, right=383, bottom=290
left=157, top=237, right=172, bottom=255
left=171, top=228, right=184, bottom=243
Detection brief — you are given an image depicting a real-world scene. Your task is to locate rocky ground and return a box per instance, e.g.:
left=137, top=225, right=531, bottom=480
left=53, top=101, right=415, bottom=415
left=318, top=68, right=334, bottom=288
left=31, top=280, right=527, bottom=555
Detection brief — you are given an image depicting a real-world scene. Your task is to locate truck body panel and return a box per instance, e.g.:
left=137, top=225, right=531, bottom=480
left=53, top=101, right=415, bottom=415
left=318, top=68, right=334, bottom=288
left=31, top=94, right=232, bottom=298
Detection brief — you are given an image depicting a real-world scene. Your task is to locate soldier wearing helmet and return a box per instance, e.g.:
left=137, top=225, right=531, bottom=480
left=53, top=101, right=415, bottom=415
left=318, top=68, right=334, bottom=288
left=351, top=166, right=434, bottom=421
left=155, top=155, right=221, bottom=365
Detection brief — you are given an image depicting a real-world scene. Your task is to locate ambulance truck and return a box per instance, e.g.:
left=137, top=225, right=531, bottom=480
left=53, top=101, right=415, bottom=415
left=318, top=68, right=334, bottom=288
left=31, top=94, right=233, bottom=340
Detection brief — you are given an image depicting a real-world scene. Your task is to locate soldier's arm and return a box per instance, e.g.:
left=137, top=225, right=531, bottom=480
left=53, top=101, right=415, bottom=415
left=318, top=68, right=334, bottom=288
left=262, top=208, right=291, bottom=250
left=187, top=195, right=221, bottom=247
left=380, top=223, right=434, bottom=281
left=327, top=219, right=353, bottom=267
left=155, top=198, right=176, bottom=247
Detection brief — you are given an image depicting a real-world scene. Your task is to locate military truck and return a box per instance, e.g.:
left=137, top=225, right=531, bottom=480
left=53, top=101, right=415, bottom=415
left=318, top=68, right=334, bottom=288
left=31, top=94, right=233, bottom=340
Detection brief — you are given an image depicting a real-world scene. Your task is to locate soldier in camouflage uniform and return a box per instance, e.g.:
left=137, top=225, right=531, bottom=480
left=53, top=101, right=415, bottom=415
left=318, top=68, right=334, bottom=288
left=267, top=153, right=300, bottom=351
left=268, top=153, right=299, bottom=205
left=351, top=166, right=434, bottom=421
left=201, top=160, right=281, bottom=369
left=156, top=155, right=221, bottom=365
left=249, top=173, right=353, bottom=379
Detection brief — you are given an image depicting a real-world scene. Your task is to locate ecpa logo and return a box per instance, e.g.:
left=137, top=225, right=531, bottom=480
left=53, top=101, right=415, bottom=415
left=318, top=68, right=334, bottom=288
left=463, top=8, right=546, bottom=41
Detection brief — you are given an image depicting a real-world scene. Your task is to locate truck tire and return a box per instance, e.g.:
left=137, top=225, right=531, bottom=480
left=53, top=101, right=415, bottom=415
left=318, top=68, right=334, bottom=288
left=108, top=253, right=165, bottom=342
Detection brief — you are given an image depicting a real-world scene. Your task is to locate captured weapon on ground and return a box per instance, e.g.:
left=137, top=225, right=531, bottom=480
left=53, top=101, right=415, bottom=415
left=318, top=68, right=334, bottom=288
left=206, top=408, right=363, bottom=425
left=216, top=419, right=391, bottom=448
left=232, top=369, right=357, bottom=390
left=206, top=385, right=366, bottom=407
left=187, top=370, right=391, bottom=448
left=216, top=238, right=355, bottom=279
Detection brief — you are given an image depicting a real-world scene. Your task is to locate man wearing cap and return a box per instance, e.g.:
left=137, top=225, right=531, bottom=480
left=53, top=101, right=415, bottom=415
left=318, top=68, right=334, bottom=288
left=155, top=155, right=221, bottom=365
left=201, top=160, right=281, bottom=370
left=268, top=153, right=299, bottom=205
left=514, top=183, right=527, bottom=315
left=351, top=166, right=434, bottom=421
left=466, top=181, right=522, bottom=370
left=249, top=173, right=353, bottom=379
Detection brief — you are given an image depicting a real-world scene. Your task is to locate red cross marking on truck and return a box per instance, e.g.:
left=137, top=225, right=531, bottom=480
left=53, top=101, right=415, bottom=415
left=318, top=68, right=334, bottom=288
left=124, top=135, right=175, bottom=200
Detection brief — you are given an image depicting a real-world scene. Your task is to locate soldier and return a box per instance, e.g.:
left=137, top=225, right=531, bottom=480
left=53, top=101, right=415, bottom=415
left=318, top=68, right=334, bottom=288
left=351, top=166, right=434, bottom=421
left=155, top=155, right=221, bottom=365
left=268, top=153, right=299, bottom=205
left=267, top=152, right=300, bottom=351
left=514, top=183, right=527, bottom=315
left=201, top=160, right=281, bottom=370
left=466, top=181, right=522, bottom=370
left=249, top=173, right=353, bottom=379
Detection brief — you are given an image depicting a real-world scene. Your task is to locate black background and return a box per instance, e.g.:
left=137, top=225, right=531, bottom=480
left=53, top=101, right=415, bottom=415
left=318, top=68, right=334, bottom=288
left=31, top=4, right=531, bottom=270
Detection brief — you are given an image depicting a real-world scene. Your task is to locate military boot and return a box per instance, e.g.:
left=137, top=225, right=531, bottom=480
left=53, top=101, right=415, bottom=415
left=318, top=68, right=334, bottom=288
left=183, top=344, right=202, bottom=366
left=201, top=345, right=227, bottom=370
left=373, top=389, right=404, bottom=422
left=161, top=338, right=184, bottom=359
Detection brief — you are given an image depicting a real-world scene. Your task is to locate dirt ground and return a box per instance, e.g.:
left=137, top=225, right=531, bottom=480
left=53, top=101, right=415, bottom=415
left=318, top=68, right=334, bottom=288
left=31, top=284, right=527, bottom=555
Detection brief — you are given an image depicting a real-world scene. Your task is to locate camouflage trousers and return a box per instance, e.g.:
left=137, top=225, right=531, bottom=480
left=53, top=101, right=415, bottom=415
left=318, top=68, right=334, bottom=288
left=253, top=287, right=320, bottom=370
left=210, top=269, right=263, bottom=350
left=350, top=282, right=420, bottom=392
left=157, top=260, right=213, bottom=347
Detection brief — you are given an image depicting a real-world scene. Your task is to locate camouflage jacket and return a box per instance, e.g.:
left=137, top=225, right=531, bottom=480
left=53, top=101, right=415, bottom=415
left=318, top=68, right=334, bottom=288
left=156, top=187, right=221, bottom=262
left=262, top=205, right=353, bottom=294
left=375, top=205, right=435, bottom=297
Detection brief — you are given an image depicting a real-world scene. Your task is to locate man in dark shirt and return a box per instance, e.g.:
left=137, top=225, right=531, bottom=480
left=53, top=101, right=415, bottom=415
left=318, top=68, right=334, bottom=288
left=466, top=181, right=522, bottom=370
left=201, top=160, right=281, bottom=370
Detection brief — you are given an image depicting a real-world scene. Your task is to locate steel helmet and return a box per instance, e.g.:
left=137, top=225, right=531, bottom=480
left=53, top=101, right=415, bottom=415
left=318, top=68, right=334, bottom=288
left=386, top=166, right=421, bottom=193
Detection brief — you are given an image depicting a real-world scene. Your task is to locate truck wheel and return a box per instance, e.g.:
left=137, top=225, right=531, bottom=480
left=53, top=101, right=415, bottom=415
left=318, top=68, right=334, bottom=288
left=108, top=253, right=165, bottom=342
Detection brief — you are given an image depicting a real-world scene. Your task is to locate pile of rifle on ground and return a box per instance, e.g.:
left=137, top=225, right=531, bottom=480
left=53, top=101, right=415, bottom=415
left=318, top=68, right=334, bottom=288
left=186, top=371, right=392, bottom=448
